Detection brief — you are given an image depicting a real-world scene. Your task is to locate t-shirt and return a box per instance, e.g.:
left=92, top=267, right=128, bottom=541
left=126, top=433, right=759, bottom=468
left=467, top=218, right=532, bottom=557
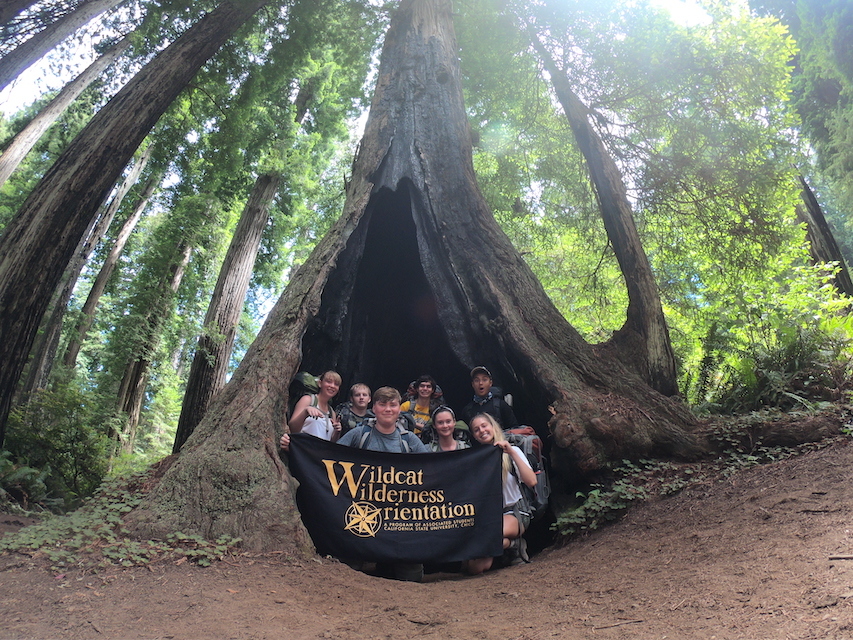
left=502, top=445, right=532, bottom=509
left=299, top=395, right=335, bottom=441
left=427, top=439, right=470, bottom=452
left=338, top=423, right=428, bottom=454
left=335, top=401, right=374, bottom=435
left=400, top=400, right=431, bottom=436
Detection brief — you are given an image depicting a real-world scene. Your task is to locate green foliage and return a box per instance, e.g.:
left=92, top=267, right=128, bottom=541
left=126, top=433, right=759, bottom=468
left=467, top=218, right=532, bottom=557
left=677, top=254, right=853, bottom=412
left=0, top=451, right=49, bottom=509
left=0, top=472, right=242, bottom=570
left=4, top=376, right=110, bottom=510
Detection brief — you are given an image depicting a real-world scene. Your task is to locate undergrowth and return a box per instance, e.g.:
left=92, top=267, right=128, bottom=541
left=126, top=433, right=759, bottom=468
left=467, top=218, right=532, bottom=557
left=553, top=411, right=853, bottom=538
left=0, top=471, right=241, bottom=572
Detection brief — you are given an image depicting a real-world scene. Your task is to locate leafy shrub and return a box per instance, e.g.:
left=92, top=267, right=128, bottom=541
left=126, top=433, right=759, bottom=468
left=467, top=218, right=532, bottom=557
left=0, top=450, right=49, bottom=509
left=0, top=472, right=242, bottom=570
left=5, top=378, right=109, bottom=510
left=681, top=260, right=853, bottom=413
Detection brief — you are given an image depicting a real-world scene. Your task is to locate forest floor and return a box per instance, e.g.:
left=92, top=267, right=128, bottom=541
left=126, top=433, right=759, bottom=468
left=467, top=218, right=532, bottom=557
left=1, top=436, right=853, bottom=639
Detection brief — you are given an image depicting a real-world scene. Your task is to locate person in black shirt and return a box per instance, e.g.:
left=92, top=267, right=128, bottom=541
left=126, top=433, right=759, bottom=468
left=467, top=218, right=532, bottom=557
left=460, top=366, right=518, bottom=429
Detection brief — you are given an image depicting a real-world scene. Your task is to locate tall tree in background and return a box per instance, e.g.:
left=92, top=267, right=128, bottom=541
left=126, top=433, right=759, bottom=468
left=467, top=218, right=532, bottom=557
left=172, top=173, right=278, bottom=452
left=0, top=0, right=126, bottom=92
left=63, top=171, right=160, bottom=369
left=0, top=31, right=133, bottom=188
left=796, top=174, right=853, bottom=296
left=0, top=0, right=270, bottom=445
left=16, top=146, right=151, bottom=400
left=532, top=40, right=678, bottom=396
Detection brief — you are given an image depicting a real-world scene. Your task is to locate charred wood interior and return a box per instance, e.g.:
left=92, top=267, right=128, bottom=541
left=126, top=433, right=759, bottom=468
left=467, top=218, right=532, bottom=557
left=299, top=183, right=547, bottom=426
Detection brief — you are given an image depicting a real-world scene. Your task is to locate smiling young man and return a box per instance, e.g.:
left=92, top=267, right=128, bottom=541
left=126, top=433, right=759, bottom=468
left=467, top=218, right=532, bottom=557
left=337, top=386, right=428, bottom=453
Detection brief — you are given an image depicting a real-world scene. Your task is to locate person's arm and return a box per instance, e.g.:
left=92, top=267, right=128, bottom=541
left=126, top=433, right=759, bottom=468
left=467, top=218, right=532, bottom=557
left=288, top=394, right=320, bottom=433
left=279, top=433, right=291, bottom=451
left=498, top=442, right=537, bottom=487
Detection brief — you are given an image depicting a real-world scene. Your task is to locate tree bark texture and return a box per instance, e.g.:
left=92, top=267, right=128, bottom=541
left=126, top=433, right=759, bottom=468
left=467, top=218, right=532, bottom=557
left=534, top=42, right=679, bottom=397
left=0, top=0, right=268, bottom=445
left=173, top=172, right=281, bottom=453
left=128, top=0, right=701, bottom=552
left=796, top=175, right=853, bottom=297
left=0, top=0, right=125, bottom=93
left=0, top=32, right=133, bottom=189
left=63, top=172, right=158, bottom=369
left=0, top=0, right=36, bottom=27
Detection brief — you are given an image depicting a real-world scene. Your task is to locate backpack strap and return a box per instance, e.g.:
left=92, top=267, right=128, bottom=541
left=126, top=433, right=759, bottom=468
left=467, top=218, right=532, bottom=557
left=356, top=422, right=412, bottom=453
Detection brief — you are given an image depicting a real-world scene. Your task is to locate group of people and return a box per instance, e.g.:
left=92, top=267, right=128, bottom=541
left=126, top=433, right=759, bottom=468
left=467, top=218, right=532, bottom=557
left=279, top=366, right=537, bottom=579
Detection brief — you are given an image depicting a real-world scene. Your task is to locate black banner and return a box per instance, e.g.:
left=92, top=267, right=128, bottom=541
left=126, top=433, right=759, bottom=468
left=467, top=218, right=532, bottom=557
left=288, top=433, right=504, bottom=563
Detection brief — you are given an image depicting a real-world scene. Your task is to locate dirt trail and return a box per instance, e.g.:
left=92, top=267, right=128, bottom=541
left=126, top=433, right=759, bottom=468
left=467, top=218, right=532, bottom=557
left=1, top=439, right=852, bottom=640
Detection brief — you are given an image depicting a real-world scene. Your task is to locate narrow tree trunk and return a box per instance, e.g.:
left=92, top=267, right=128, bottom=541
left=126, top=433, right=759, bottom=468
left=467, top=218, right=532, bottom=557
left=17, top=147, right=151, bottom=398
left=533, top=41, right=679, bottom=397
left=63, top=173, right=158, bottom=368
left=126, top=0, right=700, bottom=552
left=172, top=75, right=315, bottom=452
left=796, top=174, right=853, bottom=297
left=173, top=172, right=281, bottom=453
left=0, top=0, right=36, bottom=27
left=0, top=0, right=269, bottom=445
left=0, top=0, right=125, bottom=93
left=116, top=243, right=192, bottom=456
left=0, top=32, right=133, bottom=189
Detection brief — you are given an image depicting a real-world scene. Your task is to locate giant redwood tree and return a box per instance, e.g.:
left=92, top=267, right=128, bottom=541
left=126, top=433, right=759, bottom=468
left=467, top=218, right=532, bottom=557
left=127, top=0, right=702, bottom=553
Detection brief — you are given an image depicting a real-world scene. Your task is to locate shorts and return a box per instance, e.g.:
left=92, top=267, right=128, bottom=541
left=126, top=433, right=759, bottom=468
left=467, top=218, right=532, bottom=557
left=504, top=500, right=531, bottom=535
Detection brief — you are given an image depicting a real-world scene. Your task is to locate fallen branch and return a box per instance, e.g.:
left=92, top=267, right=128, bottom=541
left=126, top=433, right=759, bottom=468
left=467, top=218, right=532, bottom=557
left=593, top=619, right=644, bottom=630
left=829, top=555, right=853, bottom=560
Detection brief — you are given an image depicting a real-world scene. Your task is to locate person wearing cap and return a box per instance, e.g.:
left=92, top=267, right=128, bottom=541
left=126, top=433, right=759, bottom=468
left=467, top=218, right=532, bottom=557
left=461, top=366, right=519, bottom=430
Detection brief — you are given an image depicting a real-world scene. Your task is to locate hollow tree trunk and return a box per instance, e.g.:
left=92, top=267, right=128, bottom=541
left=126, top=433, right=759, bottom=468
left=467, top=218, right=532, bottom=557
left=796, top=174, right=853, bottom=297
left=126, top=0, right=701, bottom=553
left=533, top=41, right=679, bottom=397
left=17, top=146, right=151, bottom=398
left=0, top=0, right=269, bottom=446
left=63, top=173, right=159, bottom=368
left=173, top=172, right=281, bottom=453
left=0, top=32, right=133, bottom=189
left=0, top=0, right=125, bottom=93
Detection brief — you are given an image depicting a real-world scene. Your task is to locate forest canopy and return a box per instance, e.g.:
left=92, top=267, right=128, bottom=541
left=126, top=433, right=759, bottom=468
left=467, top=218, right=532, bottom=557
left=0, top=0, right=852, bottom=525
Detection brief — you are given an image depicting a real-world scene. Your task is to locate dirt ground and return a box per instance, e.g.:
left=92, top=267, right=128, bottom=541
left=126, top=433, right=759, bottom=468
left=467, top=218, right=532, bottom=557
left=1, top=438, right=852, bottom=640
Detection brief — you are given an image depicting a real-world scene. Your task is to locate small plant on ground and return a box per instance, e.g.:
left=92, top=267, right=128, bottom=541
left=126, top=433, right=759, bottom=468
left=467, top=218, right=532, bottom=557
left=0, top=469, right=241, bottom=571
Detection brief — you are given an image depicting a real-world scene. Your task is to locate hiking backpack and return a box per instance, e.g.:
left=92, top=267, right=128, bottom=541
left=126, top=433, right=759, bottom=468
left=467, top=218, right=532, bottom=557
left=288, top=371, right=320, bottom=418
left=505, top=426, right=551, bottom=520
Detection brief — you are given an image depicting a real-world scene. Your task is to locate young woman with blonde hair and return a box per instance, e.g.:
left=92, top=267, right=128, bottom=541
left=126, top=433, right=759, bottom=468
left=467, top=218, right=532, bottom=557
left=465, top=412, right=536, bottom=574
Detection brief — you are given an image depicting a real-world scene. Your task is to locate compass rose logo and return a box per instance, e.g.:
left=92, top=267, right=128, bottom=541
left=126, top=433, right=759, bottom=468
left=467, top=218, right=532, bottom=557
left=344, top=501, right=383, bottom=537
